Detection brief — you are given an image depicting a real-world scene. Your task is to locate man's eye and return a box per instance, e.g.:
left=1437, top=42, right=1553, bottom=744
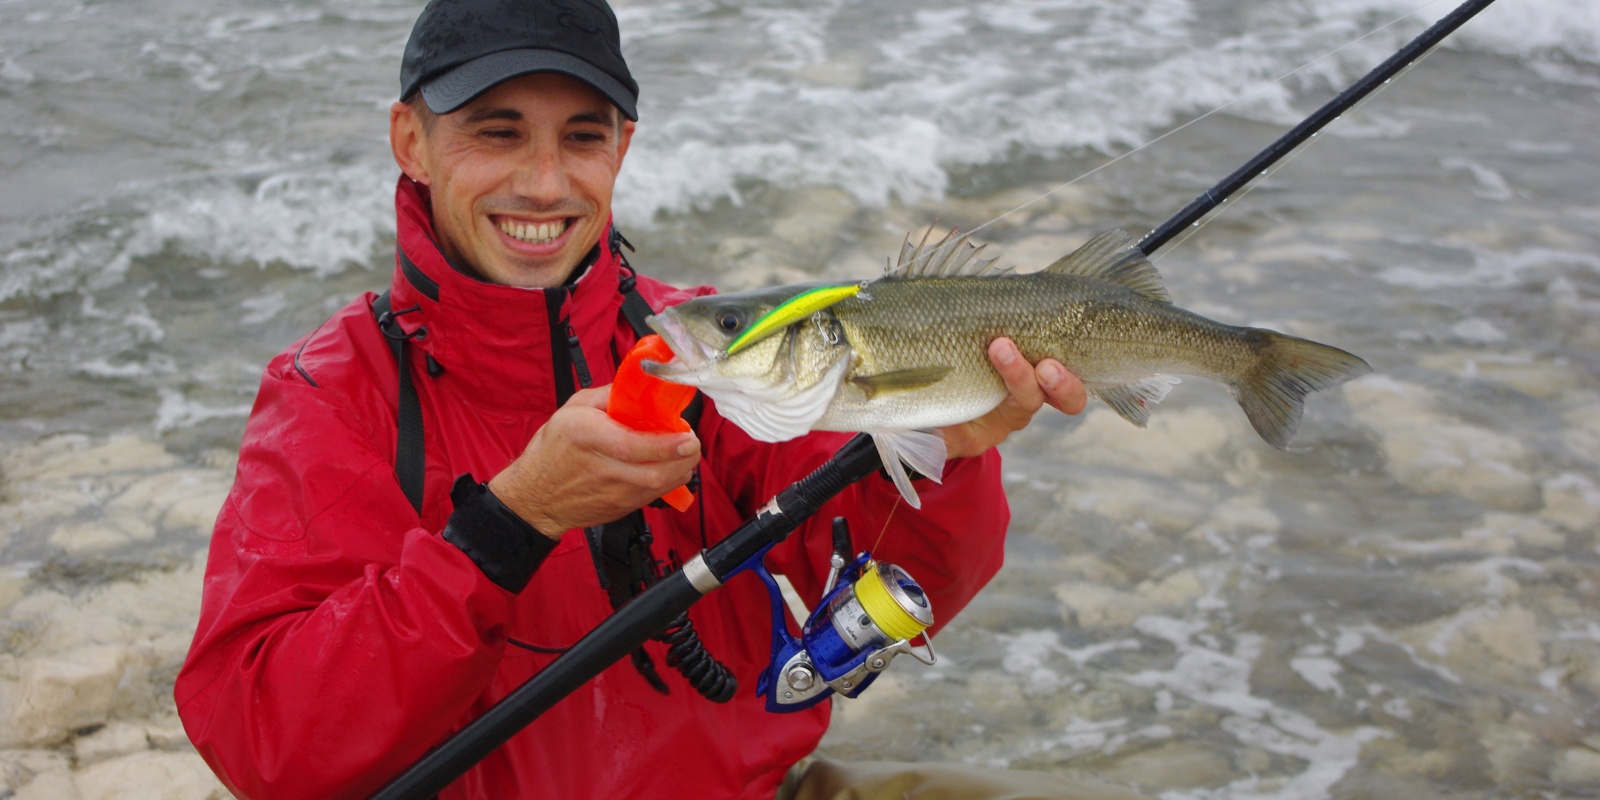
left=480, top=129, right=518, bottom=140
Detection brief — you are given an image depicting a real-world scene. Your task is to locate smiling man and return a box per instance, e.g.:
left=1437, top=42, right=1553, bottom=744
left=174, top=1, right=1145, bottom=799
left=394, top=72, right=630, bottom=290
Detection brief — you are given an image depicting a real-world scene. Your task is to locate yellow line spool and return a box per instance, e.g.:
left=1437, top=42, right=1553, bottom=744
left=855, top=561, right=930, bottom=642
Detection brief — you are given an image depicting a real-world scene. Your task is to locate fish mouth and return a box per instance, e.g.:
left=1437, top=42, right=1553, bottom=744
left=643, top=309, right=717, bottom=380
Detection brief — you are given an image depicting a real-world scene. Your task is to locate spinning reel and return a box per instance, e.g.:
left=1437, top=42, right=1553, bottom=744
left=752, top=518, right=937, bottom=712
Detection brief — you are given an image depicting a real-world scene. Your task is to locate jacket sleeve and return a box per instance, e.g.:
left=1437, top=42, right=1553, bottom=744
left=174, top=357, right=518, bottom=800
left=704, top=413, right=1008, bottom=637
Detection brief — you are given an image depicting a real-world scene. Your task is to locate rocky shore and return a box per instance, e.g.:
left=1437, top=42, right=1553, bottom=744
left=1, top=436, right=230, bottom=799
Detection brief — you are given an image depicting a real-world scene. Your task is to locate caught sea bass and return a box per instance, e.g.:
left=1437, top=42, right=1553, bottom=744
left=645, top=229, right=1371, bottom=507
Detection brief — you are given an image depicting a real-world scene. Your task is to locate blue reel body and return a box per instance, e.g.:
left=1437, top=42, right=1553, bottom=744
left=746, top=540, right=936, bottom=713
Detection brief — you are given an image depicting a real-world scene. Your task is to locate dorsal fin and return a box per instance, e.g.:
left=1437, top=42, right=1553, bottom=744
left=1043, top=229, right=1170, bottom=303
left=887, top=227, right=1008, bottom=279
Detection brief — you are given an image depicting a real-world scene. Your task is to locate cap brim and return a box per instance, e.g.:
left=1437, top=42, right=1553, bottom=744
left=420, top=49, right=638, bottom=120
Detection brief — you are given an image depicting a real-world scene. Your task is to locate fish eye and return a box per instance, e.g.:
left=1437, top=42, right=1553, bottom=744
left=716, top=311, right=744, bottom=332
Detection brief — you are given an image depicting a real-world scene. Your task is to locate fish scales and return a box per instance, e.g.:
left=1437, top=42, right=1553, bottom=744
left=819, top=272, right=1274, bottom=432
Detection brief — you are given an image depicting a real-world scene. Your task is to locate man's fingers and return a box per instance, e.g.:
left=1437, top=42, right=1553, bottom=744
left=1036, top=359, right=1088, bottom=415
left=565, top=384, right=612, bottom=410
left=601, top=424, right=700, bottom=465
left=988, top=338, right=1045, bottom=413
left=558, top=404, right=699, bottom=464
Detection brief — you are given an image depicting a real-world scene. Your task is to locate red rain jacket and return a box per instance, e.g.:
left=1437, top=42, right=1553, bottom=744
left=176, top=178, right=1011, bottom=800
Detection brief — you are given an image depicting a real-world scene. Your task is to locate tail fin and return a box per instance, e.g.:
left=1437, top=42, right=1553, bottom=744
left=1235, top=332, right=1371, bottom=449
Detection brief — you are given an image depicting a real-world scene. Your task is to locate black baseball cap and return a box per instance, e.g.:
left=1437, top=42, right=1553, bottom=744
left=400, top=0, right=638, bottom=120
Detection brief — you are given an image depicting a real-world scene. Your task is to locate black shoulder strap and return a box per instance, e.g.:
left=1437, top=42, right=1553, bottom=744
left=373, top=290, right=426, bottom=516
left=372, top=236, right=691, bottom=519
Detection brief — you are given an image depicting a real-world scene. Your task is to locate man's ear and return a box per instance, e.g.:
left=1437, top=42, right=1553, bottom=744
left=616, top=118, right=636, bottom=168
left=390, top=101, right=431, bottom=185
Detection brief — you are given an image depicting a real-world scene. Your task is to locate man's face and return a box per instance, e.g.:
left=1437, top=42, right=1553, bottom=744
left=390, top=73, right=635, bottom=288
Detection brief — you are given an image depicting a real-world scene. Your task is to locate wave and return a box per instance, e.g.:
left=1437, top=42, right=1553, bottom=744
left=3, top=0, right=1588, bottom=293
left=613, top=0, right=1594, bottom=223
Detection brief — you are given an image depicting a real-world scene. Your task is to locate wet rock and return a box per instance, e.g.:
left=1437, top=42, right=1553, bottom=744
left=72, top=751, right=228, bottom=800
left=1550, top=746, right=1600, bottom=786
left=4, top=645, right=144, bottom=747
left=141, top=714, right=190, bottom=750
left=1346, top=377, right=1537, bottom=511
left=0, top=569, right=26, bottom=616
left=829, top=670, right=910, bottom=728
left=766, top=187, right=860, bottom=277
left=1460, top=604, right=1545, bottom=672
left=1101, top=741, right=1234, bottom=791
left=1461, top=512, right=1566, bottom=554
left=49, top=518, right=157, bottom=554
left=75, top=721, right=150, bottom=767
left=1542, top=472, right=1600, bottom=533
left=711, top=237, right=815, bottom=290
left=10, top=434, right=178, bottom=484
left=12, top=767, right=80, bottom=800
left=1055, top=583, right=1134, bottom=627
left=1562, top=400, right=1600, bottom=463
left=1416, top=350, right=1585, bottom=398
left=1481, top=722, right=1545, bottom=790
left=1, top=748, right=72, bottom=793
left=1071, top=689, right=1126, bottom=722
left=1059, top=475, right=1212, bottom=537
left=1201, top=494, right=1281, bottom=537
left=19, top=553, right=205, bottom=665
left=1371, top=739, right=1461, bottom=783
left=1407, top=603, right=1544, bottom=688
left=925, top=185, right=1098, bottom=246
left=2, top=434, right=226, bottom=556
left=965, top=668, right=1028, bottom=716
left=1054, top=569, right=1203, bottom=628
left=1059, top=406, right=1234, bottom=478
left=108, top=469, right=229, bottom=534
left=1057, top=555, right=1133, bottom=588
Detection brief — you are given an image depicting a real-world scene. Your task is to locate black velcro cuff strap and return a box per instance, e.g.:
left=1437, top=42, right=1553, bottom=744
left=442, top=474, right=557, bottom=594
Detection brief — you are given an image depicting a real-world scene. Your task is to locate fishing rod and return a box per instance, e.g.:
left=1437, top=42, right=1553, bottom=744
left=1137, top=0, right=1499, bottom=257
left=371, top=434, right=886, bottom=800
left=369, top=1, right=1498, bottom=795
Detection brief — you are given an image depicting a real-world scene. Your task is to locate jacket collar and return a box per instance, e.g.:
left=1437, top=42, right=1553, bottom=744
left=387, top=177, right=628, bottom=413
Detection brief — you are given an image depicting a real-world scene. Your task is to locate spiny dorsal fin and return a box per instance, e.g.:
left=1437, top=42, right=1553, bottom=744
left=1043, top=229, right=1170, bottom=303
left=888, top=227, right=1009, bottom=279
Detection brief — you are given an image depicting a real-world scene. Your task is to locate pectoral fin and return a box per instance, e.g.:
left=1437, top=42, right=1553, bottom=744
left=872, top=429, right=947, bottom=509
left=851, top=366, right=953, bottom=399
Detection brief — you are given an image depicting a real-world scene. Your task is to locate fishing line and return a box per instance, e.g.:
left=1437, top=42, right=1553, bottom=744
left=1153, top=54, right=1433, bottom=258
left=964, top=0, right=1451, bottom=245
left=870, top=494, right=902, bottom=555
left=1136, top=0, right=1498, bottom=256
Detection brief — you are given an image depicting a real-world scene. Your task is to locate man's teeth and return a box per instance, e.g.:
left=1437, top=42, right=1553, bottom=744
left=498, top=219, right=567, bottom=244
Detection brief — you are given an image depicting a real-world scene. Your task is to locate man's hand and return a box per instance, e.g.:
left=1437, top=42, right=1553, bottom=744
left=939, top=338, right=1088, bottom=460
left=489, top=386, right=700, bottom=537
